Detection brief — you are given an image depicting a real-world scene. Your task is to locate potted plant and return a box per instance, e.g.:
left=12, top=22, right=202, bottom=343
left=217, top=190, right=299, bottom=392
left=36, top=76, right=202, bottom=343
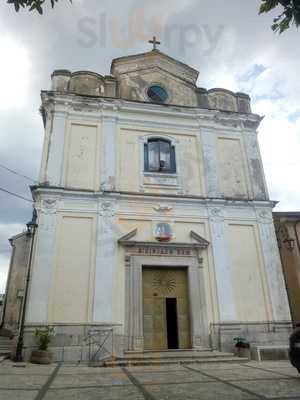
left=234, top=337, right=250, bottom=359
left=30, top=326, right=55, bottom=364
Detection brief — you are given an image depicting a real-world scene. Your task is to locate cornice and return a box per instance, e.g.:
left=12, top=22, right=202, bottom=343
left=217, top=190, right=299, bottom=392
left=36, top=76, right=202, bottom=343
left=31, top=186, right=275, bottom=208
left=40, top=91, right=262, bottom=130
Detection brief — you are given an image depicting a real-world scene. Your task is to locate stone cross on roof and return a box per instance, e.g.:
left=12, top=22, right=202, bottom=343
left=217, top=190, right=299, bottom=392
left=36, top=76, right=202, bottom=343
left=148, top=36, right=161, bottom=51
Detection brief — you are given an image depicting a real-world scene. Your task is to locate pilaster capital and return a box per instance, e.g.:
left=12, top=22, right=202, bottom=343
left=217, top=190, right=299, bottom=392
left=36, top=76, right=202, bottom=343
left=208, top=206, right=225, bottom=222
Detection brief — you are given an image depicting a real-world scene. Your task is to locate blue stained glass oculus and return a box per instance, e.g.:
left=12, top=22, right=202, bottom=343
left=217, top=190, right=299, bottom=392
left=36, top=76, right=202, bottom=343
left=147, top=85, right=168, bottom=103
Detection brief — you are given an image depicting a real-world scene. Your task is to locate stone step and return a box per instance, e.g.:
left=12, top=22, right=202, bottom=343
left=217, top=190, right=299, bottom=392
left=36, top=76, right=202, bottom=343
left=0, top=336, right=11, bottom=358
left=91, top=350, right=249, bottom=368
left=124, top=348, right=211, bottom=354
left=102, top=356, right=248, bottom=368
left=0, top=340, right=11, bottom=344
left=115, top=351, right=236, bottom=362
left=0, top=350, right=10, bottom=356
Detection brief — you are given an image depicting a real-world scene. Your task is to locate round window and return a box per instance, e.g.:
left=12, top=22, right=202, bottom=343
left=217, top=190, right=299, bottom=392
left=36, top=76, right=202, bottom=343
left=147, top=85, right=168, bottom=103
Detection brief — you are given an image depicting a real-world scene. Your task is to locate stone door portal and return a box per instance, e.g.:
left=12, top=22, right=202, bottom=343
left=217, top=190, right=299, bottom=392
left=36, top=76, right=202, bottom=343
left=143, top=267, right=191, bottom=350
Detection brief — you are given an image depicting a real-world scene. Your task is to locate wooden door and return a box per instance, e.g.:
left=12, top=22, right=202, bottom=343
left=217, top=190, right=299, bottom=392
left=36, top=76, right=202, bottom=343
left=143, top=267, right=191, bottom=350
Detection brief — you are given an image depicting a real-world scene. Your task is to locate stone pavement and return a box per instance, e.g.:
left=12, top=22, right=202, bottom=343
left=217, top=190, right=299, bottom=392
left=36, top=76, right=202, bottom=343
left=1, top=360, right=300, bottom=400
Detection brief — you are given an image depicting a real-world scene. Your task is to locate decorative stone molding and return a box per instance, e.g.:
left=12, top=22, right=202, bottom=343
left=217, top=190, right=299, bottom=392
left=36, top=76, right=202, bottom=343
left=213, top=114, right=241, bottom=128
left=99, top=200, right=116, bottom=217
left=38, top=198, right=59, bottom=215
left=124, top=255, right=131, bottom=267
left=256, top=208, right=273, bottom=224
left=100, top=178, right=115, bottom=192
left=190, top=231, right=210, bottom=248
left=153, top=204, right=173, bottom=213
left=208, top=207, right=225, bottom=221
left=143, top=172, right=179, bottom=188
left=118, top=228, right=210, bottom=252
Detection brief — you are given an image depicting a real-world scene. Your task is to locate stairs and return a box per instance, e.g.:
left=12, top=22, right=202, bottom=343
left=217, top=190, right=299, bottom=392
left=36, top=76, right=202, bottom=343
left=0, top=336, right=11, bottom=360
left=100, top=349, right=248, bottom=367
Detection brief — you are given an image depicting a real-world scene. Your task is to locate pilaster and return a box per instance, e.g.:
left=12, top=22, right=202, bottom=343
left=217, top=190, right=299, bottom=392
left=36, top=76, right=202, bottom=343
left=26, top=198, right=59, bottom=323
left=100, top=108, right=118, bottom=191
left=256, top=207, right=291, bottom=321
left=93, top=200, right=119, bottom=323
left=201, top=128, right=220, bottom=197
left=46, top=108, right=67, bottom=186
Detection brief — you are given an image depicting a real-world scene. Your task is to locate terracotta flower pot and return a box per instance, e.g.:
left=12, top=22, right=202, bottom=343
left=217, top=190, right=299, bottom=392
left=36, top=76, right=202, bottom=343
left=30, top=350, right=52, bottom=364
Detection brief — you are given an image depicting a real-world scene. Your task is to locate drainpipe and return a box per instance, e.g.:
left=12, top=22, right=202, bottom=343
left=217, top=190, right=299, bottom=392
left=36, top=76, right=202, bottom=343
left=15, top=209, right=38, bottom=362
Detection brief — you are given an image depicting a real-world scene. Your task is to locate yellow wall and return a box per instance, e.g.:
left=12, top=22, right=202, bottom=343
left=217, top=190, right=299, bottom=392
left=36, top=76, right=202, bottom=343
left=217, top=137, right=248, bottom=198
left=49, top=214, right=96, bottom=323
left=117, top=126, right=204, bottom=195
left=227, top=223, right=270, bottom=321
left=46, top=212, right=272, bottom=326
left=64, top=123, right=100, bottom=190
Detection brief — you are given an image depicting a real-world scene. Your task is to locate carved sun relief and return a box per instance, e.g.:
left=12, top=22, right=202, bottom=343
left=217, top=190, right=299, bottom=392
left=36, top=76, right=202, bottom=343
left=152, top=272, right=176, bottom=294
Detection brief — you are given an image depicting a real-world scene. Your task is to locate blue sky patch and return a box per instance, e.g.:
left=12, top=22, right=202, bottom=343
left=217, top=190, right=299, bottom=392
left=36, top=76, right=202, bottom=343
left=288, top=110, right=300, bottom=123
left=239, top=64, right=268, bottom=82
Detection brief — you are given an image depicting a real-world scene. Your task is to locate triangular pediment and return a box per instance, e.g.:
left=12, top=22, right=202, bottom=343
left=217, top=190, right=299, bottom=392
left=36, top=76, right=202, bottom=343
left=118, top=228, right=138, bottom=242
left=111, top=50, right=199, bottom=85
left=118, top=229, right=209, bottom=249
left=190, top=231, right=210, bottom=248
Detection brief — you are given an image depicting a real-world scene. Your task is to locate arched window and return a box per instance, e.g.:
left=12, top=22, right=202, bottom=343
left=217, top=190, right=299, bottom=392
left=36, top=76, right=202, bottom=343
left=144, top=138, right=176, bottom=173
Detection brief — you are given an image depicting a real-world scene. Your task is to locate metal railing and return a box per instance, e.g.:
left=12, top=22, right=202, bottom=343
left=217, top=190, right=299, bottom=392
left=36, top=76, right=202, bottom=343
left=84, top=328, right=114, bottom=365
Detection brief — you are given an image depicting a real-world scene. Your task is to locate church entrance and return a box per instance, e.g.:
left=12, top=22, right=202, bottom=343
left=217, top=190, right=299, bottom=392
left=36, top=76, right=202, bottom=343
left=143, top=267, right=191, bottom=350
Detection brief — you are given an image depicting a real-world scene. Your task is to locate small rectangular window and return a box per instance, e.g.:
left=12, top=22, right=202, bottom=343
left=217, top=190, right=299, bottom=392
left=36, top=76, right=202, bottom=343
left=144, top=139, right=176, bottom=173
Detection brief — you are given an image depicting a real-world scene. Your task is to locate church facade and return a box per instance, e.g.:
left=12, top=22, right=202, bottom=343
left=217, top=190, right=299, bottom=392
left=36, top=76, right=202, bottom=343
left=21, top=47, right=291, bottom=360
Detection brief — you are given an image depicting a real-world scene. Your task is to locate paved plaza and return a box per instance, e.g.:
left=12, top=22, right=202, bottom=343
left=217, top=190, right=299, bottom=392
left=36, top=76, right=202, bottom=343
left=1, top=360, right=300, bottom=399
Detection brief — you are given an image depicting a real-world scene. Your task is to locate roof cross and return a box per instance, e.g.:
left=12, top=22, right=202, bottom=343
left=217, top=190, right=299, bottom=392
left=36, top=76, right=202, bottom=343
left=148, top=36, right=161, bottom=51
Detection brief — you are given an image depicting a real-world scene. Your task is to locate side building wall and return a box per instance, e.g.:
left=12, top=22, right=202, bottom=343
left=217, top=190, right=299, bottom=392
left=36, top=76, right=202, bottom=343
left=1, top=233, right=31, bottom=334
left=274, top=213, right=300, bottom=324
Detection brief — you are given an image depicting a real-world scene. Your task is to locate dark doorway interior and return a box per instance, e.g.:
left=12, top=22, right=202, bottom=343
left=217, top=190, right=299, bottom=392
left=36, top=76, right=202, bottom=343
left=166, top=298, right=179, bottom=349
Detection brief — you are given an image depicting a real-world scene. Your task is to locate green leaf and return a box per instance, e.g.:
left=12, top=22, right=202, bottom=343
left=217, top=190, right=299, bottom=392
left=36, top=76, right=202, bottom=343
left=259, top=0, right=280, bottom=14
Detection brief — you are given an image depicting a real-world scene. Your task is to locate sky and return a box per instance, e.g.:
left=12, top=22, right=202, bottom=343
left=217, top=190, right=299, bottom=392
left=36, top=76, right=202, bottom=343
left=0, top=0, right=299, bottom=293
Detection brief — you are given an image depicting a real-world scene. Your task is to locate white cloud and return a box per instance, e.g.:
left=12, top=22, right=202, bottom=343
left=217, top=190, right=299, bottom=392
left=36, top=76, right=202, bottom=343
left=258, top=115, right=300, bottom=210
left=0, top=37, right=31, bottom=110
